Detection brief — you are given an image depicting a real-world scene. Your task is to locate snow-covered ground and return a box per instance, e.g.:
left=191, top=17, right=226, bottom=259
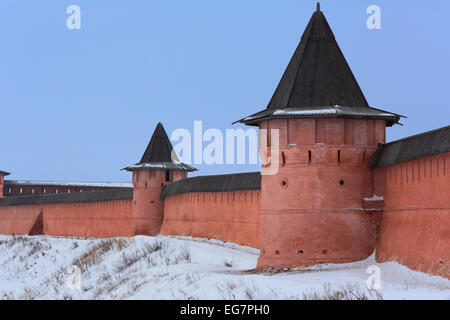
left=0, top=235, right=448, bottom=300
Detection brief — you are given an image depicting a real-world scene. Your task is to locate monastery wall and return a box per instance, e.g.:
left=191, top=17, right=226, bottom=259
left=375, top=152, right=450, bottom=279
left=161, top=189, right=261, bottom=248
left=0, top=190, right=134, bottom=238
left=3, top=183, right=125, bottom=197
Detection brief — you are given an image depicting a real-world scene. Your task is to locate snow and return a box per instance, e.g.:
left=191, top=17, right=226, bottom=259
left=364, top=194, right=384, bottom=201
left=0, top=235, right=448, bottom=300
left=273, top=108, right=337, bottom=116
left=270, top=105, right=396, bottom=117
left=5, top=181, right=132, bottom=188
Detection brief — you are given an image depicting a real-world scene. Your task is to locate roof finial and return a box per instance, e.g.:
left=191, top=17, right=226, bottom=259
left=316, top=2, right=320, bottom=12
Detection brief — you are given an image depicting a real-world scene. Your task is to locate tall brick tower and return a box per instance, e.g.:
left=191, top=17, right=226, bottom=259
left=236, top=4, right=403, bottom=268
left=0, top=171, right=10, bottom=198
left=124, top=123, right=196, bottom=235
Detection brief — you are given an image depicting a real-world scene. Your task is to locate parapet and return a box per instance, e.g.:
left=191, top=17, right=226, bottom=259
left=370, top=125, right=450, bottom=168
left=0, top=188, right=133, bottom=207
left=161, top=172, right=261, bottom=198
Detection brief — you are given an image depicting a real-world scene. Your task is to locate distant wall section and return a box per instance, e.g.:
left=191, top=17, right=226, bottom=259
left=0, top=190, right=134, bottom=238
left=3, top=181, right=132, bottom=197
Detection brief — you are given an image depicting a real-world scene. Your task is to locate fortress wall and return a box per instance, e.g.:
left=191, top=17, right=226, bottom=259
left=3, top=184, right=123, bottom=197
left=0, top=199, right=133, bottom=238
left=376, top=152, right=450, bottom=279
left=43, top=199, right=133, bottom=238
left=161, top=190, right=261, bottom=248
left=0, top=205, right=39, bottom=235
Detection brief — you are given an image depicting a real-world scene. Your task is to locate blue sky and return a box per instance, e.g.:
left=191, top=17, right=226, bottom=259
left=0, top=1, right=448, bottom=182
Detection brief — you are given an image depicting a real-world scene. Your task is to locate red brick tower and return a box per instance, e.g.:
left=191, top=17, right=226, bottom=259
left=124, top=123, right=196, bottom=235
left=236, top=4, right=403, bottom=268
left=0, top=171, right=10, bottom=198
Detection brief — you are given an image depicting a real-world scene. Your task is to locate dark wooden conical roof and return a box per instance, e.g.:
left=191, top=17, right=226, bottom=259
left=140, top=122, right=176, bottom=163
left=235, top=3, right=403, bottom=126
left=123, top=122, right=197, bottom=172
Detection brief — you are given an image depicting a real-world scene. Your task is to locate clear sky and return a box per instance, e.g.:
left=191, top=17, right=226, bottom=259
left=0, top=1, right=448, bottom=182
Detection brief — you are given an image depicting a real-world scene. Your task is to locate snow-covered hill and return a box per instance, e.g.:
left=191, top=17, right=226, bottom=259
left=0, top=235, right=448, bottom=300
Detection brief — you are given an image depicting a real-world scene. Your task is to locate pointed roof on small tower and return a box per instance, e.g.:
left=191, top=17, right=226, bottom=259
left=140, top=122, right=177, bottom=163
left=0, top=171, right=10, bottom=176
left=235, top=3, right=403, bottom=127
left=123, top=122, right=197, bottom=172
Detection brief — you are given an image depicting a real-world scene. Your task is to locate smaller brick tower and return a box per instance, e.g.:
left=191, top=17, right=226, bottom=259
left=124, top=123, right=196, bottom=235
left=0, top=171, right=10, bottom=198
